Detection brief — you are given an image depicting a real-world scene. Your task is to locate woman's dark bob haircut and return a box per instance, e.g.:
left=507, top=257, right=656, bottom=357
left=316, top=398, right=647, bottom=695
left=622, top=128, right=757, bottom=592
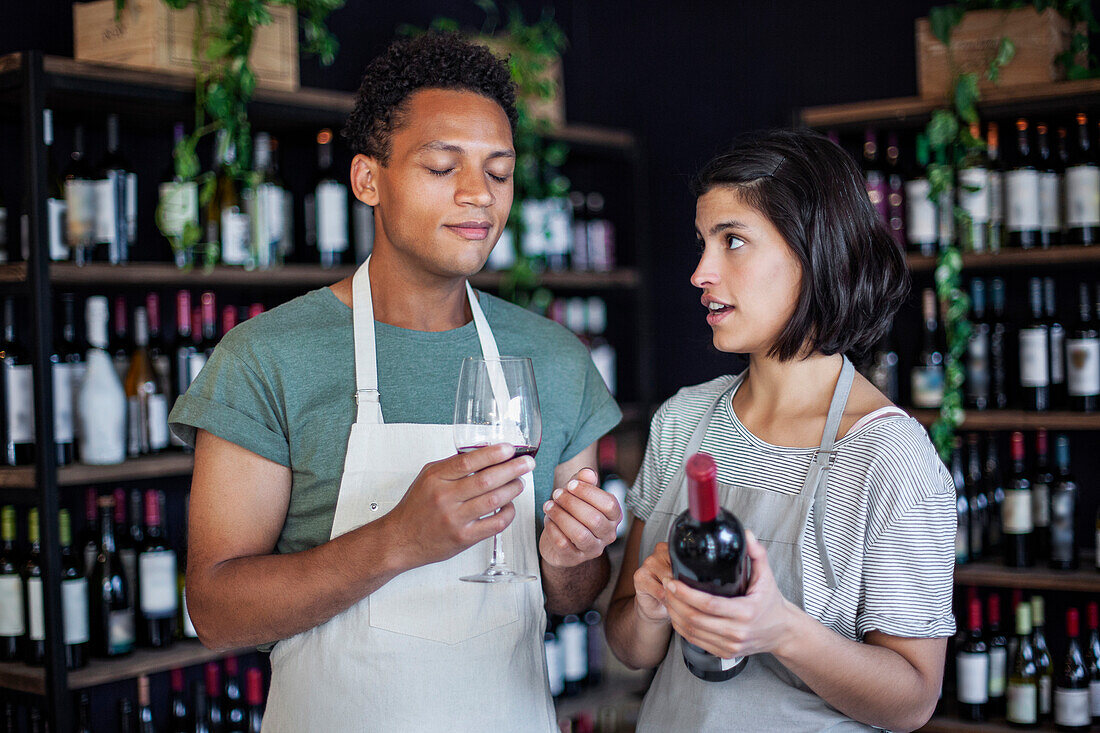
left=693, top=128, right=910, bottom=362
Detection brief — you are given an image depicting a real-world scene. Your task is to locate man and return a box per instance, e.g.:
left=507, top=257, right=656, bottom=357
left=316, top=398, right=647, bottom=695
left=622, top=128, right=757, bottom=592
left=169, top=33, right=622, bottom=732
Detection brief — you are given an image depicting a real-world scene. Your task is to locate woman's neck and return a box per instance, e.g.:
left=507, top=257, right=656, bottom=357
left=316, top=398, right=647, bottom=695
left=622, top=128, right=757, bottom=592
left=738, top=351, right=844, bottom=420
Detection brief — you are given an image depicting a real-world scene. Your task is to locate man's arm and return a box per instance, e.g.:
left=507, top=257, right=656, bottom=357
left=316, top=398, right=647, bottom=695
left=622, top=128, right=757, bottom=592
left=187, top=430, right=533, bottom=650
left=539, top=442, right=619, bottom=615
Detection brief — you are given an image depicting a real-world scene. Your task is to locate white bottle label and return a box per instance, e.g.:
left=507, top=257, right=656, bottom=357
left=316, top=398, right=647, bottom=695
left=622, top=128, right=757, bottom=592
left=127, top=396, right=143, bottom=456
left=62, top=577, right=90, bottom=645
left=911, top=366, right=945, bottom=408
left=1090, top=679, right=1100, bottom=716
left=64, top=179, right=96, bottom=245
left=1003, top=490, right=1033, bottom=534
left=47, top=198, right=67, bottom=261
left=139, top=550, right=178, bottom=617
left=1007, top=169, right=1042, bottom=231
left=107, top=608, right=134, bottom=654
left=147, top=394, right=169, bottom=451
left=1032, top=483, right=1050, bottom=528
left=220, top=208, right=251, bottom=265
left=989, top=647, right=1007, bottom=697
left=558, top=621, right=587, bottom=682
left=990, top=171, right=1005, bottom=222
left=1067, top=338, right=1100, bottom=397
left=158, top=181, right=199, bottom=238
left=0, top=575, right=25, bottom=636
left=316, top=181, right=349, bottom=253
left=1007, top=681, right=1039, bottom=724
left=905, top=179, right=937, bottom=246
left=93, top=177, right=117, bottom=244
left=959, top=168, right=991, bottom=223
left=1066, top=165, right=1100, bottom=227
left=1040, top=172, right=1062, bottom=232
left=125, top=172, right=138, bottom=241
left=27, top=577, right=44, bottom=641
left=545, top=635, right=564, bottom=697
left=957, top=651, right=990, bottom=704
left=1019, top=328, right=1050, bottom=387
left=51, top=362, right=74, bottom=444
left=1041, top=675, right=1053, bottom=715
left=4, top=364, right=34, bottom=444
left=1056, top=687, right=1091, bottom=726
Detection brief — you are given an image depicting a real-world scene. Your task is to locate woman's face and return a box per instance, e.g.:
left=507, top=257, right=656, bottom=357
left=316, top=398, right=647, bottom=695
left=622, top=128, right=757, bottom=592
left=691, top=186, right=803, bottom=356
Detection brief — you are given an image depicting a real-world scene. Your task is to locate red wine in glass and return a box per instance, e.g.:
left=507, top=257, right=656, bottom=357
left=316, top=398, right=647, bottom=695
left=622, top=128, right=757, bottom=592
left=457, top=444, right=540, bottom=458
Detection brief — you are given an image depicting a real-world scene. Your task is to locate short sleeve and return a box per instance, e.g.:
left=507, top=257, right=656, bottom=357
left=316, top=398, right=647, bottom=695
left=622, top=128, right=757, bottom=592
left=559, top=356, right=622, bottom=463
left=857, top=491, right=957, bottom=639
left=625, top=402, right=671, bottom=522
left=168, top=343, right=290, bottom=467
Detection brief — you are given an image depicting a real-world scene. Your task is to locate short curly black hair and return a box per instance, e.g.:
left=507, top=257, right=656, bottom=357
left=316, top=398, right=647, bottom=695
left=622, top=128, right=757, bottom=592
left=342, top=32, right=518, bottom=163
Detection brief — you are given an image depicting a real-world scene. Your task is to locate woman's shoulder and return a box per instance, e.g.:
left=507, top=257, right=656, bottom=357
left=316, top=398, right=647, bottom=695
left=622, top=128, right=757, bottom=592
left=652, top=373, right=742, bottom=431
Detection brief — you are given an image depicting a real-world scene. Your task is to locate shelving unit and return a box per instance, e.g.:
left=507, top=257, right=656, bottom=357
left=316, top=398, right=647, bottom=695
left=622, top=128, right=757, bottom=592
left=909, top=410, right=1100, bottom=431
left=955, top=556, right=1100, bottom=593
left=907, top=245, right=1100, bottom=273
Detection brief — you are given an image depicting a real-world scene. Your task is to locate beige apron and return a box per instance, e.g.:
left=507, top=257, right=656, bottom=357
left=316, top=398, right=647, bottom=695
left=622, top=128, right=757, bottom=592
left=263, top=258, right=556, bottom=732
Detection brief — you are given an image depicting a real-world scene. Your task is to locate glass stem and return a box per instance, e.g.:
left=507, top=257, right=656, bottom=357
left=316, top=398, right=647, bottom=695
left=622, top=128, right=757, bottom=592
left=491, top=531, right=507, bottom=569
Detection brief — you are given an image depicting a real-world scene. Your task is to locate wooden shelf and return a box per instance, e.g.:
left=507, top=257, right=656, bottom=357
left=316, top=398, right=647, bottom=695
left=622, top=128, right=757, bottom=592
left=801, top=78, right=1100, bottom=129
left=955, top=555, right=1100, bottom=593
left=0, top=453, right=194, bottom=490
left=0, top=641, right=251, bottom=695
left=920, top=714, right=1015, bottom=732
left=907, top=245, right=1100, bottom=273
left=910, top=410, right=1100, bottom=431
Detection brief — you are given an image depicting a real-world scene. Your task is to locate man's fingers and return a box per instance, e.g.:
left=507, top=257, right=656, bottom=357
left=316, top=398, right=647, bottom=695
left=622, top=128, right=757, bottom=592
left=453, top=454, right=534, bottom=500
left=467, top=501, right=516, bottom=543
left=457, top=479, right=524, bottom=524
left=559, top=481, right=621, bottom=522
left=437, top=443, right=519, bottom=478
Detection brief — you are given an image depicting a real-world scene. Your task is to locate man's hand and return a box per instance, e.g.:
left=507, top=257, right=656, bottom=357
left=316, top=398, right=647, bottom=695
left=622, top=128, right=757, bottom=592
left=380, top=444, right=534, bottom=570
left=540, top=467, right=621, bottom=569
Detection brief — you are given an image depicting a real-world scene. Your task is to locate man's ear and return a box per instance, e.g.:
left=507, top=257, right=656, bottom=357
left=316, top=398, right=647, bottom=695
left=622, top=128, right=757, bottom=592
left=351, top=154, right=381, bottom=207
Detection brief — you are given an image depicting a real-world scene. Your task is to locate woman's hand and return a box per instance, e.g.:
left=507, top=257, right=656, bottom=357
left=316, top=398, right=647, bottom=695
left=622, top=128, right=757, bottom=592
left=662, top=530, right=800, bottom=659
left=633, top=542, right=674, bottom=623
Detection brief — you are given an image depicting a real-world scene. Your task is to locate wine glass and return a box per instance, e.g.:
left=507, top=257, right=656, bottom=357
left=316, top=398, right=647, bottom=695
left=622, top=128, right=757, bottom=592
left=453, top=356, right=541, bottom=583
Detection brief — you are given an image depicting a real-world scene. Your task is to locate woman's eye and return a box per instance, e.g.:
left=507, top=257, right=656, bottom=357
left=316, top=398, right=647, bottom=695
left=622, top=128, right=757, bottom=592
left=726, top=235, right=745, bottom=250
left=427, top=168, right=453, bottom=177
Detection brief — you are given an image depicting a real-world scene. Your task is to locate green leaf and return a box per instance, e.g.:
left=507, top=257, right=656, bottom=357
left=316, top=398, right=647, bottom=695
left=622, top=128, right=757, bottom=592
left=930, top=5, right=966, bottom=45
left=927, top=110, right=959, bottom=148
left=953, top=73, right=981, bottom=122
left=987, top=37, right=1016, bottom=81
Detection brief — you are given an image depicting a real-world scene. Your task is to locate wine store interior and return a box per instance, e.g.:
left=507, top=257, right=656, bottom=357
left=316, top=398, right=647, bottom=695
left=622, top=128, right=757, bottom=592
left=5, top=0, right=1100, bottom=731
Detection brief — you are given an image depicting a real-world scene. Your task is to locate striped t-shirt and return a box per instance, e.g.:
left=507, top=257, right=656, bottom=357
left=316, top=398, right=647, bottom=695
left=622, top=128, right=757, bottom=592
left=626, top=375, right=957, bottom=642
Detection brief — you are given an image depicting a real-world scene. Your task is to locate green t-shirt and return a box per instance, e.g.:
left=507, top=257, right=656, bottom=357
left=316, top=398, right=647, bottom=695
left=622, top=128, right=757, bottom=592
left=169, top=286, right=622, bottom=555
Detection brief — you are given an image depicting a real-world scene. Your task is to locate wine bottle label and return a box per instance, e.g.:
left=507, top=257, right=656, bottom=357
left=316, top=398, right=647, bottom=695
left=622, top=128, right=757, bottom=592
left=1007, top=681, right=1039, bottom=724
left=158, top=181, right=199, bottom=238
left=64, top=179, right=96, bottom=245
left=937, top=187, right=955, bottom=244
left=558, top=621, right=587, bottom=682
left=147, top=394, right=169, bottom=451
left=910, top=366, right=945, bottom=408
left=1056, top=687, right=1090, bottom=726
left=127, top=396, right=144, bottom=457
left=544, top=198, right=573, bottom=259
left=1002, top=490, right=1033, bottom=534
left=544, top=635, right=564, bottom=697
left=990, top=171, right=1005, bottom=222
left=4, top=364, right=35, bottom=444
left=181, top=587, right=198, bottom=638
left=125, top=172, right=138, bottom=241
left=1019, top=328, right=1050, bottom=387
left=956, top=651, right=990, bottom=704
left=62, top=577, right=90, bottom=645
left=989, top=647, right=1007, bottom=696
left=1050, top=492, right=1075, bottom=563
left=905, top=179, right=935, bottom=245
left=1041, top=675, right=1053, bottom=715
left=1039, top=172, right=1061, bottom=232
left=959, top=168, right=991, bottom=223
left=254, top=184, right=286, bottom=268
left=52, top=363, right=74, bottom=444
left=139, top=550, right=178, bottom=617
left=27, top=577, right=44, bottom=641
left=188, top=353, right=207, bottom=387
left=107, top=608, right=134, bottom=655
left=966, top=331, right=990, bottom=401
left=1067, top=338, right=1100, bottom=397
left=1032, top=483, right=1050, bottom=528
left=1052, top=327, right=1066, bottom=385
left=47, top=198, right=67, bottom=261
left=1006, top=169, right=1042, bottom=231
left=220, top=207, right=251, bottom=265
left=1090, top=680, right=1100, bottom=716
left=93, top=177, right=118, bottom=245
left=0, top=576, right=24, bottom=636
left=587, top=220, right=615, bottom=271
left=1066, top=165, right=1100, bottom=227
left=316, top=181, right=349, bottom=253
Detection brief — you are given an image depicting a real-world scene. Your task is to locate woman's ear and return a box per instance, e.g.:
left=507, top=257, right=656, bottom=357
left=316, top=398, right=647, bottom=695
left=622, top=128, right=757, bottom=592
left=350, top=154, right=381, bottom=207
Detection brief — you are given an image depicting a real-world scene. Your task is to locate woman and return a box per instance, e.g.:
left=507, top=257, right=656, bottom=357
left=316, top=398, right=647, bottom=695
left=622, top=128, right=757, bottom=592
left=606, top=129, right=956, bottom=732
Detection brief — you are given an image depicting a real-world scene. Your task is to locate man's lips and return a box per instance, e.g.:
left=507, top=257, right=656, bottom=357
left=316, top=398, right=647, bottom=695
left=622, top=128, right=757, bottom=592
left=444, top=222, right=492, bottom=241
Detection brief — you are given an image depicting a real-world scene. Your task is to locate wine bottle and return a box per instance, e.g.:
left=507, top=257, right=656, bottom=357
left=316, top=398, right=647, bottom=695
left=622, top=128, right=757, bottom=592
left=59, top=508, right=89, bottom=669
left=911, top=288, right=945, bottom=409
left=115, top=489, right=138, bottom=608
left=544, top=623, right=564, bottom=698
left=988, top=121, right=1006, bottom=252
left=138, top=489, right=177, bottom=648
left=144, top=292, right=172, bottom=450
left=953, top=438, right=970, bottom=565
left=198, top=291, right=217, bottom=360
left=960, top=122, right=992, bottom=252
left=584, top=607, right=605, bottom=686
left=885, top=132, right=906, bottom=248
left=669, top=452, right=751, bottom=681
left=1032, top=429, right=1053, bottom=562
left=0, top=507, right=22, bottom=662
left=246, top=667, right=264, bottom=733
left=989, top=593, right=1009, bottom=717
left=1007, top=600, right=1039, bottom=727
left=223, top=656, right=247, bottom=732
left=77, top=693, right=92, bottom=733
left=22, top=508, right=44, bottom=666
left=957, top=595, right=989, bottom=720
left=173, top=290, right=197, bottom=400
left=118, top=697, right=133, bottom=733
left=587, top=298, right=616, bottom=396
left=1055, top=608, right=1090, bottom=731
left=1036, top=123, right=1062, bottom=248
left=965, top=434, right=986, bottom=561
left=1085, top=602, right=1100, bottom=723
left=1004, top=432, right=1034, bottom=568
left=1007, top=118, right=1042, bottom=249
left=136, top=675, right=155, bottom=733
left=991, top=278, right=1010, bottom=409
left=94, top=114, right=137, bottom=265
left=863, top=128, right=889, bottom=224
left=2, top=297, right=35, bottom=466
left=159, top=122, right=200, bottom=269
left=205, top=662, right=224, bottom=732
left=82, top=488, right=98, bottom=576
left=64, top=124, right=96, bottom=264
left=90, top=494, right=134, bottom=657
left=967, top=279, right=991, bottom=410
left=52, top=293, right=80, bottom=466
left=1050, top=435, right=1078, bottom=571
left=43, top=109, right=68, bottom=262
left=250, top=131, right=285, bottom=270
left=207, top=130, right=251, bottom=266
left=559, top=613, right=587, bottom=697
left=308, top=129, right=349, bottom=268
left=1019, top=278, right=1051, bottom=412
left=1034, top=595, right=1055, bottom=720
left=1046, top=278, right=1067, bottom=410
left=905, top=133, right=937, bottom=257
left=111, top=295, right=131, bottom=383
left=125, top=307, right=169, bottom=456
left=985, top=433, right=1005, bottom=555
left=77, top=296, right=127, bottom=464
left=169, top=668, right=190, bottom=733
left=1067, top=282, right=1100, bottom=412
left=1066, top=112, right=1100, bottom=245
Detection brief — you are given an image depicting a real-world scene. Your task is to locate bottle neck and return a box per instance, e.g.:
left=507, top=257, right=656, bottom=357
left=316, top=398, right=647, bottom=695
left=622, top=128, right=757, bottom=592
left=99, top=507, right=116, bottom=553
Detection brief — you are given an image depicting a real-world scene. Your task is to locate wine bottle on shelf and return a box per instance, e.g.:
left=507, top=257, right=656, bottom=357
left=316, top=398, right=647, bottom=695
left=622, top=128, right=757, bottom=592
left=170, top=668, right=190, bottom=733
left=1019, top=278, right=1051, bottom=412
left=1004, top=431, right=1034, bottom=568
left=985, top=433, right=1005, bottom=555
left=988, top=593, right=1009, bottom=718
left=222, top=305, right=239, bottom=339
left=1036, top=123, right=1062, bottom=248
left=90, top=494, right=134, bottom=657
left=77, top=693, right=92, bottom=733
left=43, top=108, right=68, bottom=262
left=136, top=675, right=155, bottom=733
left=22, top=508, right=44, bottom=666
left=1007, top=600, right=1039, bottom=728
left=1007, top=118, right=1042, bottom=249
left=1046, top=278, right=1067, bottom=410
left=249, top=131, right=286, bottom=270
left=862, top=128, right=889, bottom=224
left=586, top=192, right=615, bottom=272
left=967, top=279, right=991, bottom=410
left=559, top=613, right=587, bottom=697
left=1049, top=435, right=1078, bottom=571
left=246, top=667, right=264, bottom=733
left=584, top=608, right=605, bottom=687
left=159, top=122, right=201, bottom=269
left=905, top=134, right=937, bottom=257
left=1031, top=429, right=1053, bottom=563
left=1085, top=602, right=1100, bottom=723
left=82, top=488, right=99, bottom=576
left=138, top=489, right=177, bottom=648
left=953, top=438, right=969, bottom=565
left=111, top=295, right=132, bottom=383
left=0, top=506, right=22, bottom=662
left=59, top=508, right=89, bottom=670
left=965, top=434, right=986, bottom=562
left=198, top=291, right=217, bottom=360
left=118, top=697, right=133, bottom=733
left=305, top=128, right=349, bottom=268
left=990, top=278, right=1010, bottom=409
left=205, top=661, right=224, bottom=732
left=145, top=292, right=173, bottom=436
left=957, top=595, right=989, bottom=720
left=77, top=296, right=127, bottom=465
left=64, top=124, right=96, bottom=264
left=587, top=297, right=616, bottom=396
left=1033, top=595, right=1054, bottom=720
left=885, top=132, right=906, bottom=248
left=94, top=114, right=137, bottom=265
left=207, top=130, right=251, bottom=267
left=1055, top=607, right=1090, bottom=731
left=988, top=122, right=1006, bottom=253
left=173, top=290, right=197, bottom=400
left=669, top=452, right=751, bottom=681
left=115, top=489, right=138, bottom=608
left=52, top=293, right=81, bottom=466
left=223, top=656, right=248, bottom=732
left=959, top=122, right=991, bottom=252
left=544, top=623, right=564, bottom=698
left=911, top=288, right=945, bottom=409
left=1067, top=282, right=1100, bottom=412
left=598, top=436, right=628, bottom=541
left=2, top=297, right=35, bottom=466
left=193, top=681, right=211, bottom=733
left=1066, top=112, right=1100, bottom=245
left=125, top=306, right=170, bottom=456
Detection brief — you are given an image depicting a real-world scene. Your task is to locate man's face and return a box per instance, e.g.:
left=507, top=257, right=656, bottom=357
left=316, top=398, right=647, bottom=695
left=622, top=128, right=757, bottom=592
left=357, top=88, right=515, bottom=279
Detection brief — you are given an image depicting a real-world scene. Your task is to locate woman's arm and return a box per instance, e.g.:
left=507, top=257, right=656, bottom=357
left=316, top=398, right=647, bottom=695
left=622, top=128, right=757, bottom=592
left=662, top=531, right=944, bottom=732
left=604, top=519, right=676, bottom=670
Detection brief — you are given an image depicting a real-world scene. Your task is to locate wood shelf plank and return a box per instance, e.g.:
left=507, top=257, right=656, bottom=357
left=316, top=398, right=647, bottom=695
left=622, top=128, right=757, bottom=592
left=907, top=245, right=1100, bottom=273
left=0, top=454, right=194, bottom=490
left=920, top=714, right=1015, bottom=732
left=909, top=410, right=1100, bottom=431
left=955, top=555, right=1100, bottom=593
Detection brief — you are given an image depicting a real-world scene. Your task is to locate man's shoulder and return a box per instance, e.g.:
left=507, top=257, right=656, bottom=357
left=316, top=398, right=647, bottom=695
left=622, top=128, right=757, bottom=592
left=218, top=288, right=347, bottom=364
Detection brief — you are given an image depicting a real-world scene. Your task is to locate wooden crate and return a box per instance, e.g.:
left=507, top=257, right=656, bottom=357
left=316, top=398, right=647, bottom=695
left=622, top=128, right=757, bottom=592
left=73, top=0, right=299, bottom=92
left=916, top=7, right=1075, bottom=100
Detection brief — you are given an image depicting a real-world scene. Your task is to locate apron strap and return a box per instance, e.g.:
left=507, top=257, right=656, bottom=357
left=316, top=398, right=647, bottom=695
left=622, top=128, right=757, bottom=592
left=681, top=372, right=747, bottom=464
left=810, top=356, right=855, bottom=589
